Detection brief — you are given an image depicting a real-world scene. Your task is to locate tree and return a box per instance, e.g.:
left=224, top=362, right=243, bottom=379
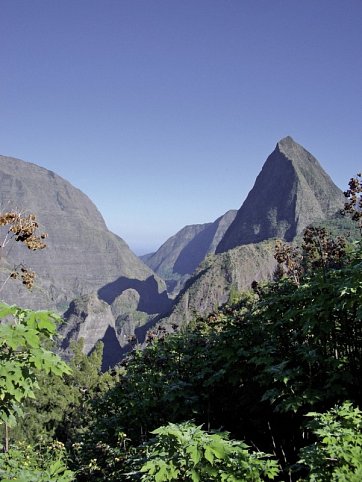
left=342, top=173, right=362, bottom=232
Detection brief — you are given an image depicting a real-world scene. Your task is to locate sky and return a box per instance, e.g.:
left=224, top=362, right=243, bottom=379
left=0, top=1, right=361, bottom=254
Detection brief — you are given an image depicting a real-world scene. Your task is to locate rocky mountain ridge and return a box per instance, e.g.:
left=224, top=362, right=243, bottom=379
left=148, top=136, right=346, bottom=332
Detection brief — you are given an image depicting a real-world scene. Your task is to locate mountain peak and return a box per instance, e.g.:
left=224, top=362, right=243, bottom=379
left=277, top=135, right=295, bottom=146
left=216, top=138, right=344, bottom=253
left=276, top=136, right=310, bottom=161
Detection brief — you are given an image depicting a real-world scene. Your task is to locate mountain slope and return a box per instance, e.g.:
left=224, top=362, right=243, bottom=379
left=158, top=240, right=277, bottom=329
left=0, top=154, right=170, bottom=362
left=142, top=210, right=237, bottom=294
left=0, top=155, right=163, bottom=303
left=156, top=137, right=346, bottom=332
left=217, top=137, right=344, bottom=253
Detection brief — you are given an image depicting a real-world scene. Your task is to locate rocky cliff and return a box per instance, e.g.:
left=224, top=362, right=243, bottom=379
left=154, top=137, right=346, bottom=332
left=216, top=137, right=345, bottom=253
left=0, top=155, right=170, bottom=362
left=60, top=293, right=122, bottom=370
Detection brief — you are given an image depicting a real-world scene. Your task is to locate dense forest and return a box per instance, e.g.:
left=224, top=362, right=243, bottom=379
left=0, top=174, right=361, bottom=481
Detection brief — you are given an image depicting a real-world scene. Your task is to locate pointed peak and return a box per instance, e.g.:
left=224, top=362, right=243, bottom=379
left=278, top=136, right=296, bottom=144
left=277, top=136, right=297, bottom=149
left=216, top=137, right=344, bottom=254
left=275, top=136, right=310, bottom=161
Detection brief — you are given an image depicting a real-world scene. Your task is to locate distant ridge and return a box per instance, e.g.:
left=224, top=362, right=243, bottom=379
left=142, top=210, right=237, bottom=294
left=216, top=137, right=344, bottom=253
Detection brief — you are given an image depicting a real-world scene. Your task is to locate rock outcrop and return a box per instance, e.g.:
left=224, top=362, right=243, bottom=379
left=60, top=293, right=122, bottom=370
left=216, top=137, right=345, bottom=253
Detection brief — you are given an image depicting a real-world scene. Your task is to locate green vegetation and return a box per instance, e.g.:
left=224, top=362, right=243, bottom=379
left=298, top=402, right=362, bottom=481
left=0, top=304, right=70, bottom=427
left=0, top=439, right=74, bottom=482
left=126, top=421, right=279, bottom=481
left=54, top=227, right=361, bottom=481
left=0, top=303, right=74, bottom=480
left=1, top=175, right=362, bottom=480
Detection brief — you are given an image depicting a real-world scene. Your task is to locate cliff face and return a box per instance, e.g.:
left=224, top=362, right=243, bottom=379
left=0, top=155, right=170, bottom=363
left=60, top=293, right=122, bottom=371
left=0, top=155, right=166, bottom=308
left=141, top=223, right=210, bottom=280
left=216, top=137, right=344, bottom=253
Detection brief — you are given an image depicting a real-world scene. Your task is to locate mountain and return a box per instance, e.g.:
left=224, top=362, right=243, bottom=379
left=158, top=217, right=355, bottom=333
left=155, top=137, right=347, bottom=332
left=216, top=137, right=345, bottom=253
left=0, top=137, right=346, bottom=365
left=156, top=240, right=277, bottom=329
left=0, top=155, right=170, bottom=359
left=142, top=210, right=237, bottom=295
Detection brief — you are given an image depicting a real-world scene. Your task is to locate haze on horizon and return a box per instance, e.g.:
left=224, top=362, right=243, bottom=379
left=0, top=1, right=361, bottom=254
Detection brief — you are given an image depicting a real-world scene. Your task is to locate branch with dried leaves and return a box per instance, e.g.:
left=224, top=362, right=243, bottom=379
left=341, top=172, right=362, bottom=232
left=0, top=210, right=48, bottom=290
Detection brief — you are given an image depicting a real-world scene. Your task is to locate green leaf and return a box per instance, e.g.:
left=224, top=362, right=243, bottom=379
left=0, top=303, right=16, bottom=318
left=37, top=318, right=56, bottom=334
left=154, top=462, right=168, bottom=482
left=186, top=444, right=201, bottom=465
left=204, top=446, right=215, bottom=465
left=190, top=468, right=200, bottom=481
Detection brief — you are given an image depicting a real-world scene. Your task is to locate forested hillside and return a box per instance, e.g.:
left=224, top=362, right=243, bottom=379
left=0, top=174, right=361, bottom=481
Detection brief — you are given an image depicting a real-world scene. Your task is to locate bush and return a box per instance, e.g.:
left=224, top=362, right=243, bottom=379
left=0, top=439, right=74, bottom=482
left=298, top=402, right=362, bottom=481
left=126, top=421, right=279, bottom=481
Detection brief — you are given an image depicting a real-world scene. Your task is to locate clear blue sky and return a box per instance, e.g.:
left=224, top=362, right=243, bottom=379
left=1, top=1, right=361, bottom=254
